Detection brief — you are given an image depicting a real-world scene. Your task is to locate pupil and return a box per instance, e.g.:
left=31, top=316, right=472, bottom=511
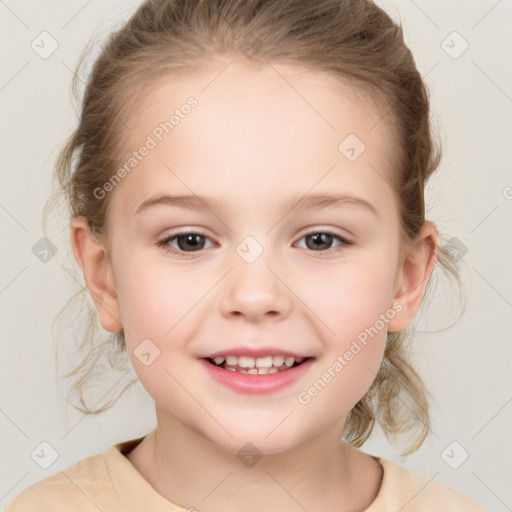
left=179, top=234, right=204, bottom=251
left=308, top=233, right=332, bottom=250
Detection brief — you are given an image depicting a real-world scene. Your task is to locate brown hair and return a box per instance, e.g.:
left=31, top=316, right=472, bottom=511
left=44, top=0, right=463, bottom=454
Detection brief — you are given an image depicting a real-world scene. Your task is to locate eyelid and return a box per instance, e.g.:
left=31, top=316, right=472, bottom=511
left=156, top=226, right=353, bottom=258
left=156, top=229, right=215, bottom=259
left=158, top=228, right=216, bottom=247
left=157, top=226, right=352, bottom=244
left=297, top=226, right=352, bottom=242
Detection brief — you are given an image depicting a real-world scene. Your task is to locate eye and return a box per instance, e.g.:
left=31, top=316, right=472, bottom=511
left=156, top=228, right=352, bottom=258
left=157, top=231, right=215, bottom=257
left=295, top=229, right=352, bottom=254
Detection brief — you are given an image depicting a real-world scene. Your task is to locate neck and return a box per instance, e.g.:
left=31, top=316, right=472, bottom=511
left=128, top=407, right=382, bottom=512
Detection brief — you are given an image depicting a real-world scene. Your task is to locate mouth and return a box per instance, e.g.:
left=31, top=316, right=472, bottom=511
left=202, top=354, right=313, bottom=375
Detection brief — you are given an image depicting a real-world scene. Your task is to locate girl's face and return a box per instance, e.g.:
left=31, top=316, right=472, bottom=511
left=101, top=58, right=412, bottom=454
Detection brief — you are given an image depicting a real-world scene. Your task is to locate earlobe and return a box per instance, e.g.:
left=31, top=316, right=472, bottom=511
left=70, top=216, right=123, bottom=333
left=387, top=222, right=439, bottom=333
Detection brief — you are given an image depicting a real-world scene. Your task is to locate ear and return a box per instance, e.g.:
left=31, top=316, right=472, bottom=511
left=387, top=221, right=438, bottom=332
left=69, top=216, right=123, bottom=333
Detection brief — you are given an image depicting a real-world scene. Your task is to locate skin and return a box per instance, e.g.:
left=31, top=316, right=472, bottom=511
left=70, top=56, right=438, bottom=512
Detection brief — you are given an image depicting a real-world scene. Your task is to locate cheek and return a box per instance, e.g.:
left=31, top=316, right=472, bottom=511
left=115, top=258, right=209, bottom=386
left=297, top=256, right=395, bottom=404
left=114, top=255, right=205, bottom=338
left=301, top=254, right=397, bottom=338
left=116, top=263, right=198, bottom=410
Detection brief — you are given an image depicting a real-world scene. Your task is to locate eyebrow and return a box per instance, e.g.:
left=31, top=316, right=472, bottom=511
left=135, top=192, right=380, bottom=219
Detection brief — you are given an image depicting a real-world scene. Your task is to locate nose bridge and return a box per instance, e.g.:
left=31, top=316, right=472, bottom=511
left=219, top=234, right=291, bottom=320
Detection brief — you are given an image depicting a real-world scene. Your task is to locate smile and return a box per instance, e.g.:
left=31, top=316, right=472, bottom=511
left=200, top=355, right=315, bottom=394
left=206, top=354, right=307, bottom=374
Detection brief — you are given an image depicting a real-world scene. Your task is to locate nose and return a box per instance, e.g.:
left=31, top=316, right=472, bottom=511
left=219, top=247, right=292, bottom=322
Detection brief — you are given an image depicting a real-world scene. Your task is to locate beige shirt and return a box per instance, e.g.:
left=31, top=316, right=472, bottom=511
left=6, top=436, right=486, bottom=511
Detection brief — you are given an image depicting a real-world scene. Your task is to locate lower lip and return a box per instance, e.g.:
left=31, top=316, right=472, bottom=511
left=199, top=358, right=314, bottom=394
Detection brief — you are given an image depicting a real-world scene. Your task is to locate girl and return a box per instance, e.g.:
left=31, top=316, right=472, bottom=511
left=7, top=0, right=486, bottom=510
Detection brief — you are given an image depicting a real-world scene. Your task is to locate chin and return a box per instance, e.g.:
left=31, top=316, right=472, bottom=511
left=198, top=421, right=307, bottom=458
left=216, top=435, right=300, bottom=457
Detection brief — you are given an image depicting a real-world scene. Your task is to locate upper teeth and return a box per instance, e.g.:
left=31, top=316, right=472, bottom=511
left=213, top=355, right=305, bottom=368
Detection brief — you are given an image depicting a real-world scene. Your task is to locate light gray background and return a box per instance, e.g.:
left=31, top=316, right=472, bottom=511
left=1, top=1, right=511, bottom=510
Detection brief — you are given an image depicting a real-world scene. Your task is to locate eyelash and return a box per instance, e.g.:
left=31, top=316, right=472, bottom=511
left=156, top=229, right=352, bottom=258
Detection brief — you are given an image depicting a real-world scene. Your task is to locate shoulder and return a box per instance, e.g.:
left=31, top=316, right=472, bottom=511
left=374, top=457, right=487, bottom=512
left=5, top=448, right=115, bottom=512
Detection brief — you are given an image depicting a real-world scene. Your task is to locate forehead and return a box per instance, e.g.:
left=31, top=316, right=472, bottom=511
left=124, top=57, right=390, bottom=144
left=112, top=57, right=399, bottom=221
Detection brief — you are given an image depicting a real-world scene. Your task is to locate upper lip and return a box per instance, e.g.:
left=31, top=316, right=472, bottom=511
left=199, top=347, right=314, bottom=359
